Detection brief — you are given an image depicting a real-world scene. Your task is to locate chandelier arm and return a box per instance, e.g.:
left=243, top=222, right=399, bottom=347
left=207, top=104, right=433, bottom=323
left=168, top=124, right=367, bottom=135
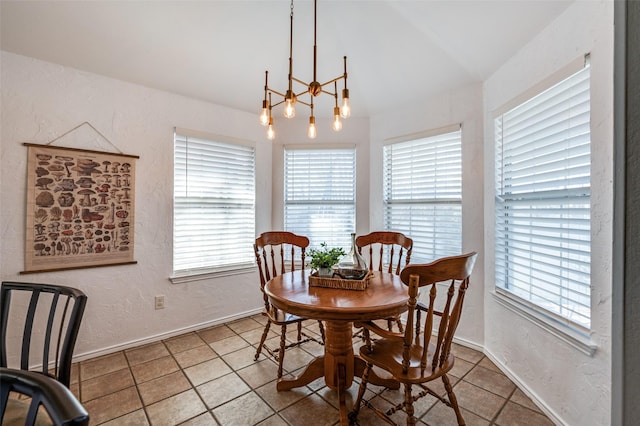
left=267, top=88, right=288, bottom=99
left=319, top=75, right=346, bottom=88
left=291, top=76, right=310, bottom=87
left=320, top=88, right=339, bottom=97
left=270, top=99, right=287, bottom=108
left=294, top=98, right=312, bottom=108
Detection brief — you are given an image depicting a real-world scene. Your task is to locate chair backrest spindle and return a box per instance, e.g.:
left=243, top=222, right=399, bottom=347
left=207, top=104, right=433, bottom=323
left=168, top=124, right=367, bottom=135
left=356, top=231, right=413, bottom=276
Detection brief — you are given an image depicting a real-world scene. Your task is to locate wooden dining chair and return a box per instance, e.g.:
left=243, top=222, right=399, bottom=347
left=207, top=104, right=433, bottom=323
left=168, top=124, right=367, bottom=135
left=355, top=231, right=413, bottom=332
left=349, top=252, right=478, bottom=426
left=253, top=231, right=325, bottom=379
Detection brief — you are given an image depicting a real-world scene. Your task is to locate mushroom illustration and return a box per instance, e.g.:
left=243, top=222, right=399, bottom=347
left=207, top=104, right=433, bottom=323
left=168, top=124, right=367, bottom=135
left=36, top=154, right=52, bottom=161
left=120, top=162, right=131, bottom=173
left=113, top=174, right=121, bottom=188
left=35, top=191, right=54, bottom=207
left=50, top=207, right=62, bottom=221
left=76, top=177, right=95, bottom=188
left=110, top=162, right=120, bottom=173
left=48, top=164, right=65, bottom=173
left=121, top=200, right=131, bottom=210
left=33, top=243, right=46, bottom=256
left=34, top=209, right=48, bottom=224
left=48, top=222, right=60, bottom=233
left=78, top=189, right=95, bottom=206
left=51, top=171, right=65, bottom=182
left=97, top=193, right=109, bottom=204
left=35, top=177, right=54, bottom=190
left=57, top=192, right=75, bottom=207
left=35, top=167, right=49, bottom=177
left=102, top=174, right=112, bottom=184
left=61, top=237, right=72, bottom=254
left=62, top=209, right=73, bottom=222
left=34, top=223, right=46, bottom=235
left=122, top=174, right=131, bottom=187
left=72, top=159, right=102, bottom=176
left=102, top=161, right=111, bottom=172
left=64, top=162, right=74, bottom=177
left=122, top=187, right=131, bottom=199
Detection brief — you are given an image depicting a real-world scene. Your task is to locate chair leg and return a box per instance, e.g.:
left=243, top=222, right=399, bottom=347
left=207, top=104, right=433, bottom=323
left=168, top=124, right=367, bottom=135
left=442, top=374, right=466, bottom=426
left=255, top=320, right=271, bottom=360
left=404, top=383, right=416, bottom=425
left=277, top=324, right=287, bottom=378
left=348, top=363, right=371, bottom=424
left=317, top=321, right=325, bottom=344
left=296, top=321, right=303, bottom=342
left=395, top=317, right=404, bottom=333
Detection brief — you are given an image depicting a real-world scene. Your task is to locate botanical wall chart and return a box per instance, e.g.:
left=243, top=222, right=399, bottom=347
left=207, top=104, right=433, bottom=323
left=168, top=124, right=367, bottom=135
left=24, top=144, right=138, bottom=273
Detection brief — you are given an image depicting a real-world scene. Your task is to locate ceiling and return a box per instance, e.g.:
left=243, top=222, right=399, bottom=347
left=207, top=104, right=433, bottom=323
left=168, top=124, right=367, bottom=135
left=0, top=1, right=574, bottom=118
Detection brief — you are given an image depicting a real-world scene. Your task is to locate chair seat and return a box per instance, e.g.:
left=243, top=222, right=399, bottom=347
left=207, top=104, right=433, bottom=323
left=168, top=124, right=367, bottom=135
left=264, top=308, right=306, bottom=325
left=359, top=340, right=454, bottom=385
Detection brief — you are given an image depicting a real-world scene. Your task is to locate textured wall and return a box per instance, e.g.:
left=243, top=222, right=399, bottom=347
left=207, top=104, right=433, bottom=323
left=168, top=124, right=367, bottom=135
left=482, top=1, right=614, bottom=425
left=0, top=51, right=272, bottom=360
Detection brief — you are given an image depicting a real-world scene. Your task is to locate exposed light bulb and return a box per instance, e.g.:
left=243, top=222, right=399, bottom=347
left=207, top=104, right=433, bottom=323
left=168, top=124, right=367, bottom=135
left=259, top=106, right=269, bottom=126
left=308, top=117, right=317, bottom=139
left=340, top=98, right=351, bottom=119
left=267, top=117, right=275, bottom=140
left=332, top=107, right=342, bottom=132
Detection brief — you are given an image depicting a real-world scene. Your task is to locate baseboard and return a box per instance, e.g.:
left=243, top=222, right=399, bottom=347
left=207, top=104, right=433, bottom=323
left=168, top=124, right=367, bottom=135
left=72, top=307, right=263, bottom=362
left=483, top=348, right=565, bottom=426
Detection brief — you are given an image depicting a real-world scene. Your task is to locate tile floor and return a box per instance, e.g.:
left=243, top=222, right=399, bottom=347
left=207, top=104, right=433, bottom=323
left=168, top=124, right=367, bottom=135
left=63, top=315, right=555, bottom=425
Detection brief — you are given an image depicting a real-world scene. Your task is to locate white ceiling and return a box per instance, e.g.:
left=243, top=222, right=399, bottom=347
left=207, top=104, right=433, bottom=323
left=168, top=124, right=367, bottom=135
left=1, top=0, right=574, bottom=118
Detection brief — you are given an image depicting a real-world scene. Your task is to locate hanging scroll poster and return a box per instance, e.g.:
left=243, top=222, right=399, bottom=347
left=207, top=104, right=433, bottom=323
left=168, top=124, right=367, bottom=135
left=24, top=144, right=138, bottom=273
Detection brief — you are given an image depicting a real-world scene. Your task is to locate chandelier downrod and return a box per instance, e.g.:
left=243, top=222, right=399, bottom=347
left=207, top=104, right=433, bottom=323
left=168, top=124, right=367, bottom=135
left=260, top=0, right=350, bottom=140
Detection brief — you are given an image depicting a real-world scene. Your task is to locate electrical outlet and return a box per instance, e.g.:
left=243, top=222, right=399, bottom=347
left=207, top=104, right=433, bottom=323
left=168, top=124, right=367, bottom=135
left=155, top=295, right=165, bottom=310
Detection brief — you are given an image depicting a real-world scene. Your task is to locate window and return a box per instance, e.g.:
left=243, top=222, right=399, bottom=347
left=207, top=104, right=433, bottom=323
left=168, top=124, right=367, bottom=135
left=383, top=128, right=462, bottom=263
left=284, top=147, right=356, bottom=251
left=173, top=130, right=255, bottom=278
left=495, top=61, right=591, bottom=329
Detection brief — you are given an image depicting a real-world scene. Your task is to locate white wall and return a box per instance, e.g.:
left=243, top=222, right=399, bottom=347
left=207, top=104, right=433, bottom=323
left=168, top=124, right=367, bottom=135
left=0, top=51, right=271, bottom=360
left=482, top=1, right=613, bottom=425
left=368, top=82, right=485, bottom=348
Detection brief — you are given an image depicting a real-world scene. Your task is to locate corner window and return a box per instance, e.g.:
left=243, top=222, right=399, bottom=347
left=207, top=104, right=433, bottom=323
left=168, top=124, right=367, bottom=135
left=495, top=61, right=591, bottom=329
left=383, top=128, right=463, bottom=262
left=284, top=147, right=356, bottom=250
left=173, top=129, right=256, bottom=279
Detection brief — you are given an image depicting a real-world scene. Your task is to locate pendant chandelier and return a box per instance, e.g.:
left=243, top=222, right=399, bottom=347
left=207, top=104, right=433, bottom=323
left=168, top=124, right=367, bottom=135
left=259, top=0, right=350, bottom=140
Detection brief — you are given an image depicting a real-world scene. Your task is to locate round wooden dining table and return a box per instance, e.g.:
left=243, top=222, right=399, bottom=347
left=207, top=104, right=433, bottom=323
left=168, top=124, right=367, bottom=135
left=264, top=269, right=408, bottom=425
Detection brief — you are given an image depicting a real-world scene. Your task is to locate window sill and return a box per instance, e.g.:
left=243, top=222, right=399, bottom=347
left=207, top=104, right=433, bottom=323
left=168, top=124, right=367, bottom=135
left=491, top=290, right=598, bottom=357
left=170, top=264, right=257, bottom=284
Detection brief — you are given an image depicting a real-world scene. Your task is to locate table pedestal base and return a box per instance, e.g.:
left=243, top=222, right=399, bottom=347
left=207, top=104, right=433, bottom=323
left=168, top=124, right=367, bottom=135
left=275, top=321, right=399, bottom=425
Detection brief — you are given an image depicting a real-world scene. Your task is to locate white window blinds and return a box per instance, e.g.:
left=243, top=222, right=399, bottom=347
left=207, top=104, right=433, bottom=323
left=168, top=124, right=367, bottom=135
left=173, top=132, right=255, bottom=276
left=284, top=147, right=356, bottom=251
left=383, top=129, right=462, bottom=263
left=495, top=62, right=591, bottom=329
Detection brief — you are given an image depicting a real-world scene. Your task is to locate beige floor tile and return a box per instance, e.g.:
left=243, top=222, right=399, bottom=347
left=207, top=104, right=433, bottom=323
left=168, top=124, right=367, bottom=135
left=125, top=341, right=170, bottom=366
left=280, top=346, right=316, bottom=374
left=173, top=344, right=218, bottom=369
left=278, top=393, right=339, bottom=426
left=209, top=335, right=249, bottom=355
left=80, top=367, right=135, bottom=402
left=451, top=343, right=484, bottom=364
left=449, top=357, right=476, bottom=378
left=100, top=409, right=150, bottom=426
left=255, top=380, right=313, bottom=411
left=137, top=370, right=192, bottom=406
left=184, top=357, right=233, bottom=386
left=80, top=351, right=128, bottom=381
left=197, top=372, right=251, bottom=409
left=510, top=388, right=542, bottom=412
left=464, top=365, right=516, bottom=398
left=196, top=325, right=235, bottom=344
left=422, top=402, right=490, bottom=426
left=495, top=401, right=555, bottom=426
left=221, top=345, right=262, bottom=371
left=82, top=386, right=142, bottom=425
left=212, top=391, right=274, bottom=426
left=179, top=412, right=219, bottom=426
left=130, top=355, right=179, bottom=384
left=240, top=326, right=277, bottom=346
left=145, top=389, right=207, bottom=426
left=256, top=415, right=289, bottom=426
left=237, top=359, right=280, bottom=389
left=227, top=317, right=263, bottom=334
left=164, top=332, right=206, bottom=354
left=478, top=356, right=503, bottom=373
left=453, top=380, right=507, bottom=421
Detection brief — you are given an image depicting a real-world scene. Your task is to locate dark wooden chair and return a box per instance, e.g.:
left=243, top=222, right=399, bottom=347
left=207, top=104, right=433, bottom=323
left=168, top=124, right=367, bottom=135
left=356, top=231, right=413, bottom=332
left=1, top=282, right=88, bottom=388
left=1, top=368, right=89, bottom=425
left=349, top=252, right=478, bottom=426
left=254, top=231, right=325, bottom=378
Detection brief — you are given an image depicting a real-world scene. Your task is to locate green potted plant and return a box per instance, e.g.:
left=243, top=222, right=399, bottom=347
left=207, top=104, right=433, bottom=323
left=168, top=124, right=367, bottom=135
left=308, top=242, right=346, bottom=277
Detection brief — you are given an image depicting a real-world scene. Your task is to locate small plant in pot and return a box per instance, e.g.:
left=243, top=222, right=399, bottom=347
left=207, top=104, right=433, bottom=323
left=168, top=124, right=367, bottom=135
left=308, top=243, right=346, bottom=277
